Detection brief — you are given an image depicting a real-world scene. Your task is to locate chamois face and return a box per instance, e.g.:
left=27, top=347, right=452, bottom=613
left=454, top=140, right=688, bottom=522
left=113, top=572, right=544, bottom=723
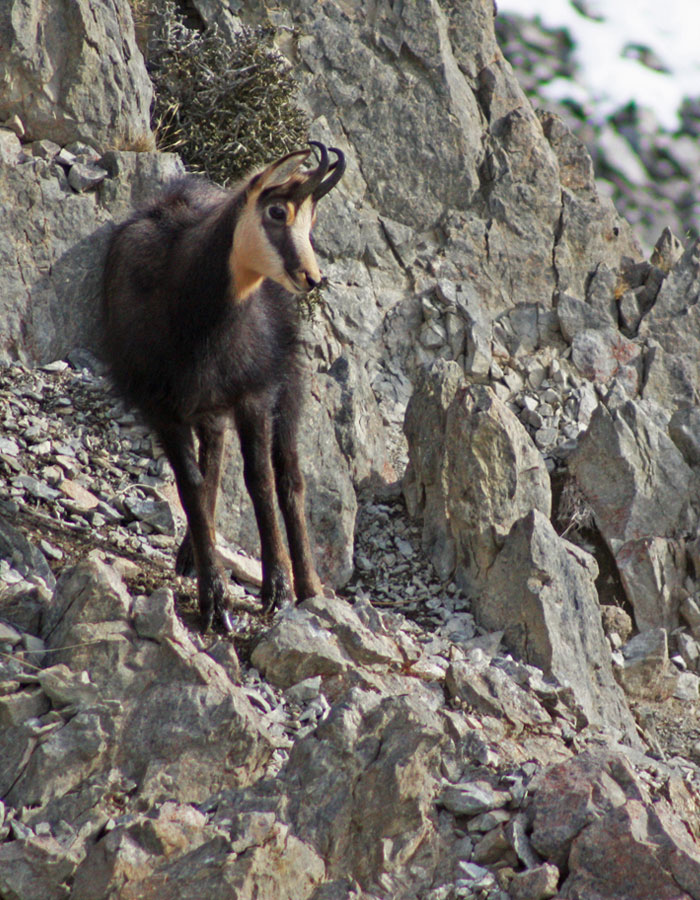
left=230, top=144, right=345, bottom=301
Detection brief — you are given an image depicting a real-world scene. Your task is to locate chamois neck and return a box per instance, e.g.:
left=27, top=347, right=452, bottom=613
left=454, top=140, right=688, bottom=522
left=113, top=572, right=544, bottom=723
left=231, top=258, right=264, bottom=302
left=229, top=193, right=267, bottom=303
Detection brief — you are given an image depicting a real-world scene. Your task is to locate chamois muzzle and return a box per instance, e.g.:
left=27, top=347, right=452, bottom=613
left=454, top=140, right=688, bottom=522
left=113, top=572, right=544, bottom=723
left=293, top=142, right=346, bottom=203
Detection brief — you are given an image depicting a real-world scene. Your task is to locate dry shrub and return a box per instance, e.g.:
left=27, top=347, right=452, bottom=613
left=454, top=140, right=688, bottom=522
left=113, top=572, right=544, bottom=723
left=146, top=1, right=309, bottom=186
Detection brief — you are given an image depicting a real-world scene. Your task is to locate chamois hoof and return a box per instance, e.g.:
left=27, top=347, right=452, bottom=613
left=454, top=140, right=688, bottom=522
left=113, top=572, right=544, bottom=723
left=199, top=601, right=234, bottom=634
left=261, top=569, right=295, bottom=614
left=215, top=606, right=235, bottom=633
left=198, top=571, right=229, bottom=633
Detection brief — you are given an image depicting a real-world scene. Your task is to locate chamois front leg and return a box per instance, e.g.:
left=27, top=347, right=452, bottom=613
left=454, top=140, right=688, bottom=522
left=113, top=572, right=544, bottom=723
left=235, top=400, right=295, bottom=612
left=273, top=405, right=322, bottom=601
left=176, top=416, right=227, bottom=578
left=157, top=423, right=231, bottom=632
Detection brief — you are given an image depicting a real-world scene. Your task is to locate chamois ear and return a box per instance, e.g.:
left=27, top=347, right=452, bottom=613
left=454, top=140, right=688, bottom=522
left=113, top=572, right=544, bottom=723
left=248, top=149, right=312, bottom=194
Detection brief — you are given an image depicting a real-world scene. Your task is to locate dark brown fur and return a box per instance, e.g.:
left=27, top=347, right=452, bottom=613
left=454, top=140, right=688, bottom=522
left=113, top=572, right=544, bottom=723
left=103, top=173, right=323, bottom=630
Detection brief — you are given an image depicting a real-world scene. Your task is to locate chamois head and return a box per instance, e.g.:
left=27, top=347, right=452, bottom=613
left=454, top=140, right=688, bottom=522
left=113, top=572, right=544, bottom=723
left=231, top=141, right=345, bottom=300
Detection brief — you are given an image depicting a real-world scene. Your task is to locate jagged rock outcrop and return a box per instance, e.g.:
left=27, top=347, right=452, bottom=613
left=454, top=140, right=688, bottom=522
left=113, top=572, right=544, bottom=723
left=3, top=521, right=700, bottom=899
left=3, top=0, right=700, bottom=898
left=0, top=0, right=153, bottom=151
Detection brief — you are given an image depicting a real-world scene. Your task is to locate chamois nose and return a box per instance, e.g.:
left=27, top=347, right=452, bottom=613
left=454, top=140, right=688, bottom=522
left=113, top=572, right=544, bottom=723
left=303, top=271, right=320, bottom=290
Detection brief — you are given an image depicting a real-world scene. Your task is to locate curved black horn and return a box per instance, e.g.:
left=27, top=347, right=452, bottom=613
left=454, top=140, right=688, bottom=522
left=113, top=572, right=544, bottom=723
left=312, top=147, right=346, bottom=201
left=293, top=141, right=329, bottom=201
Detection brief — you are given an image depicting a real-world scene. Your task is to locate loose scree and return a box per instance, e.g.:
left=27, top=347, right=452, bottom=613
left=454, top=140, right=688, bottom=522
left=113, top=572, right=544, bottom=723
left=102, top=142, right=346, bottom=631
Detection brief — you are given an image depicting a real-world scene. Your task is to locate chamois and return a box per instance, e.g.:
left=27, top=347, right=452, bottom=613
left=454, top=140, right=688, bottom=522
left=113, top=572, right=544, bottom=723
left=102, top=142, right=345, bottom=631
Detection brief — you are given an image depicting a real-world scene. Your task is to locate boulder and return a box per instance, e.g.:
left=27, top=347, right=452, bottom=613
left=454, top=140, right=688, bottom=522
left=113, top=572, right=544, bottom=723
left=404, top=365, right=551, bottom=590
left=615, top=628, right=678, bottom=701
left=640, top=239, right=700, bottom=409
left=570, top=400, right=695, bottom=630
left=1, top=558, right=272, bottom=832
left=478, top=510, right=636, bottom=743
left=0, top=0, right=153, bottom=151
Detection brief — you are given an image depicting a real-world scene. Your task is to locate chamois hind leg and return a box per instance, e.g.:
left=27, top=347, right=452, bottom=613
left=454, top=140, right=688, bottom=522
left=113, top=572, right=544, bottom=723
left=234, top=398, right=295, bottom=612
left=175, top=416, right=227, bottom=578
left=272, top=397, right=323, bottom=601
left=157, top=422, right=230, bottom=632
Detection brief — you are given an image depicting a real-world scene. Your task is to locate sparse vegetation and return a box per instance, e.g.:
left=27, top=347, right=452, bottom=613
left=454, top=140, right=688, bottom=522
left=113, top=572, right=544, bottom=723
left=557, top=476, right=596, bottom=538
left=146, top=1, right=309, bottom=186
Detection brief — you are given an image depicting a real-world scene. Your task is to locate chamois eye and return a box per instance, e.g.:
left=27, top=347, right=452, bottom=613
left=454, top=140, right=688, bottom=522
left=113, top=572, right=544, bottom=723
left=266, top=204, right=287, bottom=222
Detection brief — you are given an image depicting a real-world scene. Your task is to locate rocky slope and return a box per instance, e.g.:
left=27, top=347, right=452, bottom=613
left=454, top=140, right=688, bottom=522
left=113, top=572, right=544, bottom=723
left=2, top=1, right=700, bottom=898
left=495, top=9, right=700, bottom=254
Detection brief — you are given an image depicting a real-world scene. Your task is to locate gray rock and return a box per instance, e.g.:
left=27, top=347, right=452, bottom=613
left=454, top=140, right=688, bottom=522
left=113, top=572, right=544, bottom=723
left=680, top=596, right=700, bottom=641
left=570, top=327, right=640, bottom=387
left=650, top=227, right=685, bottom=273
left=616, top=628, right=678, bottom=701
left=562, top=775, right=700, bottom=899
left=509, top=863, right=560, bottom=900
left=529, top=749, right=646, bottom=870
left=478, top=510, right=637, bottom=743
left=2, top=555, right=272, bottom=830
left=669, top=406, right=700, bottom=466
left=640, top=239, right=700, bottom=409
left=0, top=516, right=55, bottom=590
left=0, top=127, right=23, bottom=164
left=405, top=369, right=551, bottom=591
left=67, top=162, right=108, bottom=193
left=0, top=832, right=80, bottom=900
left=0, top=0, right=153, bottom=151
left=123, top=496, right=176, bottom=535
left=251, top=606, right=353, bottom=688
left=440, top=781, right=512, bottom=817
left=38, top=665, right=98, bottom=708
left=131, top=587, right=186, bottom=642
left=251, top=594, right=400, bottom=688
left=446, top=658, right=551, bottom=731
left=570, top=400, right=695, bottom=630
left=403, top=359, right=466, bottom=580
left=674, top=671, right=700, bottom=701
left=0, top=150, right=184, bottom=365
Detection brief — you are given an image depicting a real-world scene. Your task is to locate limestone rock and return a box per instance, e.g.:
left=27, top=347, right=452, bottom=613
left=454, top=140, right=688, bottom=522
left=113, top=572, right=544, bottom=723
left=639, top=239, right=700, bottom=409
left=251, top=593, right=401, bottom=688
left=509, top=863, right=560, bottom=900
left=403, top=359, right=466, bottom=580
left=445, top=385, right=551, bottom=593
left=0, top=0, right=153, bottom=151
left=282, top=689, right=451, bottom=893
left=446, top=658, right=552, bottom=731
left=0, top=151, right=184, bottom=364
left=1, top=558, right=272, bottom=835
left=404, top=365, right=551, bottom=589
left=0, top=832, right=81, bottom=900
left=0, top=515, right=55, bottom=590
left=528, top=750, right=647, bottom=869
left=564, top=797, right=700, bottom=899
left=478, top=510, right=636, bottom=742
left=570, top=400, right=695, bottom=630
left=616, top=628, right=678, bottom=701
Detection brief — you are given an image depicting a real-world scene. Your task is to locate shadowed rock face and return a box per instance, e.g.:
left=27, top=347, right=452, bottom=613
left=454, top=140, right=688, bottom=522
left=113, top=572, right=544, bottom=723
left=3, top=0, right=700, bottom=897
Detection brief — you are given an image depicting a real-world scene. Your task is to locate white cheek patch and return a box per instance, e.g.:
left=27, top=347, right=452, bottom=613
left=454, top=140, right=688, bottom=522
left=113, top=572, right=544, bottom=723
left=231, top=203, right=287, bottom=297
left=290, top=199, right=317, bottom=271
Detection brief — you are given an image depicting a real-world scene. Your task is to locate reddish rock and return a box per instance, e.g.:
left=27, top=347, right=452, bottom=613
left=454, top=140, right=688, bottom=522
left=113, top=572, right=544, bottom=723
left=563, top=798, right=700, bottom=899
left=529, top=750, right=646, bottom=869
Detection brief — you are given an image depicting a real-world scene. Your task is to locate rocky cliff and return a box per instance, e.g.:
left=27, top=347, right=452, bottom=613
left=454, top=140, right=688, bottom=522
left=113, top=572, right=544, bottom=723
left=2, top=1, right=700, bottom=899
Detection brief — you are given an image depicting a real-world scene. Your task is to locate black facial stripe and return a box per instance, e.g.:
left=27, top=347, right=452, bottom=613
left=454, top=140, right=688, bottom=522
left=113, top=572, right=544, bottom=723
left=263, top=218, right=301, bottom=274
